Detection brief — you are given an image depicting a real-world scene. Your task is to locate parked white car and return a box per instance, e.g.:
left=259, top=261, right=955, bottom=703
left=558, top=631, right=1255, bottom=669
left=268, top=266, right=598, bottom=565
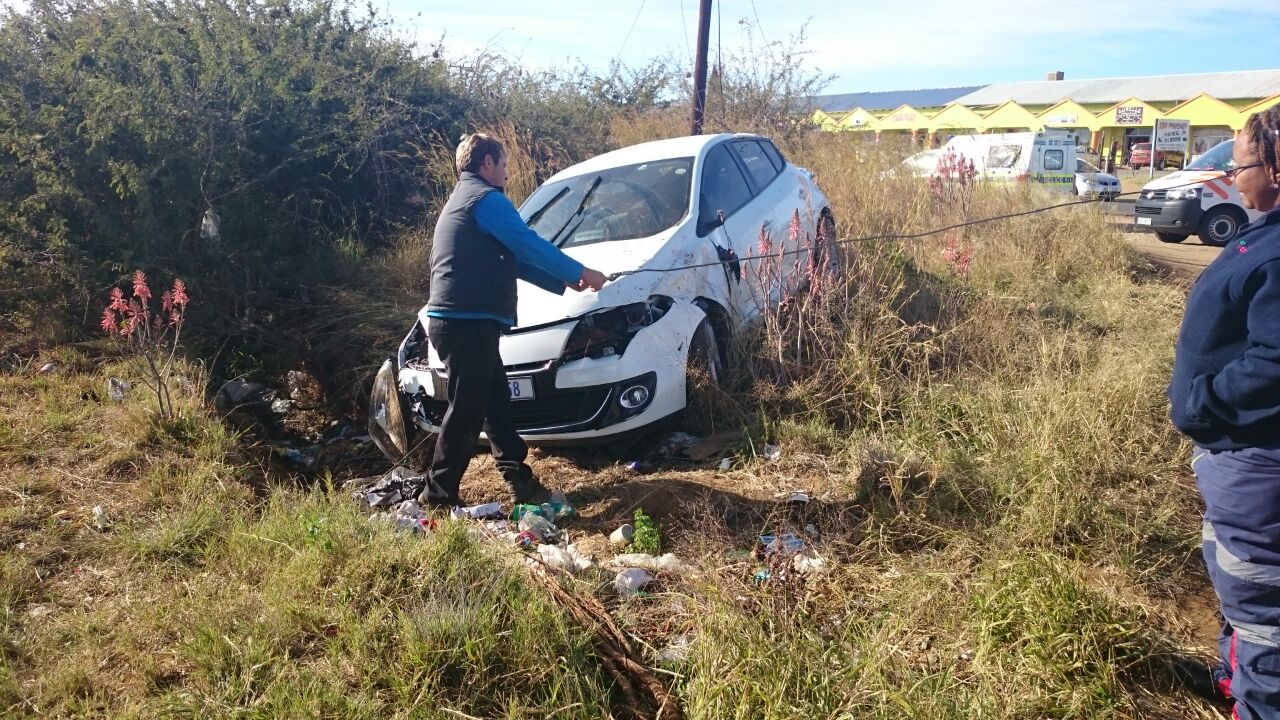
left=1074, top=157, right=1120, bottom=200
left=369, top=133, right=835, bottom=455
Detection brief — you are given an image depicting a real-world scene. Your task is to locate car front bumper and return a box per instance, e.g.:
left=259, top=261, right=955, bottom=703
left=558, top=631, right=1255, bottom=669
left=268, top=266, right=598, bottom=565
left=1134, top=197, right=1202, bottom=232
left=395, top=300, right=706, bottom=445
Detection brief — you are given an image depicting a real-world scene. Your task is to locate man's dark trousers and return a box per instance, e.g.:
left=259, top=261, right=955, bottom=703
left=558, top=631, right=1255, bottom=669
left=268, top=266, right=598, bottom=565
left=426, top=317, right=530, bottom=504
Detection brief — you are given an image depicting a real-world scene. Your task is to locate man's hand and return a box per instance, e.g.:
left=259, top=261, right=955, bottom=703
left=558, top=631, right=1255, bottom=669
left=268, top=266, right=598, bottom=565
left=577, top=268, right=607, bottom=292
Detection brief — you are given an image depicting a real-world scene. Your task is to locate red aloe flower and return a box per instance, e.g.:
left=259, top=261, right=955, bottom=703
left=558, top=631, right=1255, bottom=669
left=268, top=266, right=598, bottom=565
left=757, top=224, right=773, bottom=256
left=100, top=308, right=118, bottom=334
left=161, top=290, right=173, bottom=313
left=171, top=278, right=188, bottom=306
left=132, top=270, right=151, bottom=304
left=788, top=209, right=801, bottom=244
left=109, top=286, right=128, bottom=312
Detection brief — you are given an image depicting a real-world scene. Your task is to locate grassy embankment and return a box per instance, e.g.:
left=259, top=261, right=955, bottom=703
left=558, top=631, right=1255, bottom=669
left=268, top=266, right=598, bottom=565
left=0, top=131, right=1215, bottom=719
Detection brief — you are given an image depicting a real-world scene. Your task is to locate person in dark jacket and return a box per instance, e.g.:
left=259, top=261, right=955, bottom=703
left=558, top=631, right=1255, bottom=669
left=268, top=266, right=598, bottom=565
left=1170, top=103, right=1280, bottom=719
left=423, top=133, right=606, bottom=507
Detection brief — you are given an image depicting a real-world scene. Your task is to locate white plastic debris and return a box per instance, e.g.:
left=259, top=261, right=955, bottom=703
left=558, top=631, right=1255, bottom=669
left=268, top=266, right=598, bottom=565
left=91, top=505, right=110, bottom=531
left=537, top=543, right=594, bottom=574
left=609, top=523, right=635, bottom=548
left=718, top=457, right=732, bottom=471
left=774, top=490, right=809, bottom=503
left=762, top=444, right=782, bottom=462
left=462, top=502, right=502, bottom=519
left=609, top=552, right=687, bottom=574
left=792, top=548, right=828, bottom=574
left=518, top=513, right=557, bottom=543
left=614, top=568, right=654, bottom=596
left=37, top=362, right=58, bottom=375
left=107, top=377, right=130, bottom=401
left=656, top=634, right=694, bottom=662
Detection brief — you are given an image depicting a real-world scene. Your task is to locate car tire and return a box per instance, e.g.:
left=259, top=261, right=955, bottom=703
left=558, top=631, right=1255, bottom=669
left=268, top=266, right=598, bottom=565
left=1198, top=206, right=1247, bottom=247
left=687, top=318, right=722, bottom=388
left=1156, top=158, right=1165, bottom=171
left=1154, top=231, right=1187, bottom=244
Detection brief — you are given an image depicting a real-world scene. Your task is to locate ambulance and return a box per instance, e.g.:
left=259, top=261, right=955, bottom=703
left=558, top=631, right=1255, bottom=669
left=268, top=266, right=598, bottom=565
left=900, top=131, right=1078, bottom=191
left=1133, top=139, right=1263, bottom=246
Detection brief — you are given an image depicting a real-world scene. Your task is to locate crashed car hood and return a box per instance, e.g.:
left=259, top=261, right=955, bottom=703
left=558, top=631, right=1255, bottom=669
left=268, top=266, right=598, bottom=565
left=512, top=235, right=674, bottom=329
left=413, top=233, right=678, bottom=332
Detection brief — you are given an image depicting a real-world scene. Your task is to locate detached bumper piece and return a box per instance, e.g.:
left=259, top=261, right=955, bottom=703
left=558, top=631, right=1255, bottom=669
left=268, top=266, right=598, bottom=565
left=369, top=359, right=410, bottom=461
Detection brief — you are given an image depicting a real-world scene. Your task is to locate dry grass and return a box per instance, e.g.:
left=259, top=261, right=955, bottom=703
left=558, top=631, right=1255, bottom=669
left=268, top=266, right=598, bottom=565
left=0, top=130, right=1223, bottom=719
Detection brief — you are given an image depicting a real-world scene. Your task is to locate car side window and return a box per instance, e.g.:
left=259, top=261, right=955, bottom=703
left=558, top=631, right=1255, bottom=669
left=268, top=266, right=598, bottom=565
left=1043, top=149, right=1064, bottom=171
left=762, top=140, right=786, bottom=172
left=698, top=144, right=753, bottom=234
left=733, top=140, right=779, bottom=189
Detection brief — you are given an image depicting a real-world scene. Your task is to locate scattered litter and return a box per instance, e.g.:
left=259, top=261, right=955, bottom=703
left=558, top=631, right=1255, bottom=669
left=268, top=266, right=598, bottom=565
left=753, top=569, right=771, bottom=584
left=614, top=568, right=654, bottom=596
left=724, top=548, right=753, bottom=562
left=718, top=457, right=733, bottom=471
left=215, top=379, right=273, bottom=409
left=762, top=444, right=782, bottom=462
left=774, top=490, right=809, bottom=503
left=91, top=505, right=110, bottom=531
left=609, top=552, right=687, bottom=574
left=792, top=548, right=828, bottom=574
left=656, top=634, right=694, bottom=662
left=270, top=398, right=293, bottom=414
left=609, top=523, right=635, bottom=548
left=626, top=460, right=649, bottom=473
left=107, top=377, right=130, bottom=401
left=756, top=533, right=804, bottom=558
left=515, top=530, right=540, bottom=549
left=359, top=466, right=432, bottom=508
left=37, top=362, right=58, bottom=374
left=658, top=431, right=700, bottom=458
left=274, top=446, right=316, bottom=468
left=518, top=513, right=558, bottom=544
left=537, top=543, right=593, bottom=574
left=386, top=499, right=434, bottom=534
left=804, top=523, right=820, bottom=538
left=452, top=502, right=502, bottom=520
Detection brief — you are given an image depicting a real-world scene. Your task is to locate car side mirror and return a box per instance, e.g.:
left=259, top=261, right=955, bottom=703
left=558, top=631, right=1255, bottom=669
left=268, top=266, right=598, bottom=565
left=697, top=195, right=725, bottom=236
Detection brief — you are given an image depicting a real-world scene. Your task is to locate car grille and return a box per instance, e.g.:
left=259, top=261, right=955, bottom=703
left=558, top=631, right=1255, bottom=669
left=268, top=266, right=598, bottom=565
left=1141, top=189, right=1168, bottom=200
left=1135, top=206, right=1163, bottom=216
left=423, top=386, right=611, bottom=433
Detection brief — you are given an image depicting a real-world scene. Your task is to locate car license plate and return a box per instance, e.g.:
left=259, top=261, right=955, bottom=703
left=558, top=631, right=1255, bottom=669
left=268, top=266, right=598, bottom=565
left=1136, top=217, right=1152, bottom=225
left=509, top=376, right=535, bottom=401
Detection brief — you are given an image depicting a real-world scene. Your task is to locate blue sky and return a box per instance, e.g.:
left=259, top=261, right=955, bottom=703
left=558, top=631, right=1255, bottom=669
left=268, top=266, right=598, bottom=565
left=381, top=0, right=1280, bottom=93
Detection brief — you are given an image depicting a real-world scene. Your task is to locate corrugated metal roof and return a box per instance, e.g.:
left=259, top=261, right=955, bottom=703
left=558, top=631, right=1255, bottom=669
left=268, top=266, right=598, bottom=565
left=811, top=86, right=982, bottom=112
left=952, top=70, right=1280, bottom=107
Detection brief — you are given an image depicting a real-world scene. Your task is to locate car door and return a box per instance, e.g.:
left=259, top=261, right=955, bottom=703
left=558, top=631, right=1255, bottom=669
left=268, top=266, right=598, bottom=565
left=731, top=138, right=807, bottom=300
left=696, top=141, right=770, bottom=325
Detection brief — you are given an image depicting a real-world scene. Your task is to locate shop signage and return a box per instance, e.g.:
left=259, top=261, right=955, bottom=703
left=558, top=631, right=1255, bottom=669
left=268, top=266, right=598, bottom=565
left=1115, top=106, right=1144, bottom=125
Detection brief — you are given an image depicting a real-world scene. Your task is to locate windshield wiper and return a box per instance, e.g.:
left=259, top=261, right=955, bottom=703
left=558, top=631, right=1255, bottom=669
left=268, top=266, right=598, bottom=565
left=549, top=175, right=603, bottom=247
left=524, top=186, right=570, bottom=228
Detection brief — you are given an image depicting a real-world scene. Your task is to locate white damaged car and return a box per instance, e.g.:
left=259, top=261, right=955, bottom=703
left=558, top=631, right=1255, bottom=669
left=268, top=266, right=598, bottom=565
left=370, top=133, right=835, bottom=456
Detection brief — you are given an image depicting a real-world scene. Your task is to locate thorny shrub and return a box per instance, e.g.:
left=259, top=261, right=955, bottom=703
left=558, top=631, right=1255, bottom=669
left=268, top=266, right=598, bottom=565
left=100, top=270, right=190, bottom=419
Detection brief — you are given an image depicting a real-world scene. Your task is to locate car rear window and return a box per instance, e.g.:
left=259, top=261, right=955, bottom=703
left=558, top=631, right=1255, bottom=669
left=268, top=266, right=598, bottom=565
left=732, top=140, right=780, bottom=190
left=761, top=140, right=786, bottom=172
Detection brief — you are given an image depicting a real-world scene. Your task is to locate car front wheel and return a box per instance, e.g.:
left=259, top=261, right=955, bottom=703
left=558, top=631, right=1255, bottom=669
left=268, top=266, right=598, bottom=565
left=1198, top=206, right=1246, bottom=247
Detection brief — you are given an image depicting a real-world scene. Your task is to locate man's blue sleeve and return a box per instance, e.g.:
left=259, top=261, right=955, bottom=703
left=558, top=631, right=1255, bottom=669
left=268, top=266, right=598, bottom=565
left=475, top=192, right=585, bottom=286
left=517, top=262, right=571, bottom=295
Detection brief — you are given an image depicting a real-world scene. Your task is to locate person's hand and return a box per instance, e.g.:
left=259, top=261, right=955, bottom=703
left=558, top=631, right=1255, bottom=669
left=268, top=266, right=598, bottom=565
left=578, top=268, right=607, bottom=292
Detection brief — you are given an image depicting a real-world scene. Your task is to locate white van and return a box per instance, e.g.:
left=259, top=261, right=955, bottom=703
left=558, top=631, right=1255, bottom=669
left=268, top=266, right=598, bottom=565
left=900, top=131, right=1078, bottom=191
left=1134, top=139, right=1263, bottom=246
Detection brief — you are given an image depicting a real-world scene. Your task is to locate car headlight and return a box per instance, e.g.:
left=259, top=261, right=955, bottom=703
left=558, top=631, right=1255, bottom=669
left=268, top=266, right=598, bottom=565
left=1166, top=187, right=1201, bottom=200
left=561, top=295, right=674, bottom=362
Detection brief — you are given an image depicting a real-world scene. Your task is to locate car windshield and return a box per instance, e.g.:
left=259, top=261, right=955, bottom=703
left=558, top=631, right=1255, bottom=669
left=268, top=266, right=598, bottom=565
left=1185, top=139, right=1235, bottom=172
left=1076, top=158, right=1101, bottom=173
left=520, top=158, right=693, bottom=248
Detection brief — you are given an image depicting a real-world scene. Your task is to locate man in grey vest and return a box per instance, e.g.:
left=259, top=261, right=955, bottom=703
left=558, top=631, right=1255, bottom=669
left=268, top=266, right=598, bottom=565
left=422, top=133, right=606, bottom=507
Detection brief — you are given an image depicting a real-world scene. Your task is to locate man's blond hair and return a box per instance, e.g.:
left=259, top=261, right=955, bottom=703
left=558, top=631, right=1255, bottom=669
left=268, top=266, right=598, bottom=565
left=455, top=133, right=505, bottom=175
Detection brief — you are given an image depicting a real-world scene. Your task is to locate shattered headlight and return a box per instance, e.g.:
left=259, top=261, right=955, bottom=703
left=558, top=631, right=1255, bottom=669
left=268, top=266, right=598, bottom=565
left=561, top=296, right=674, bottom=362
left=1166, top=187, right=1201, bottom=200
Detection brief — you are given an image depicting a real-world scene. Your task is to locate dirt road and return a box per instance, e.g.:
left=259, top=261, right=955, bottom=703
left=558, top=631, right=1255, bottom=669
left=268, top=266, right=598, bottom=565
left=1123, top=230, right=1220, bottom=280
left=1103, top=200, right=1219, bottom=279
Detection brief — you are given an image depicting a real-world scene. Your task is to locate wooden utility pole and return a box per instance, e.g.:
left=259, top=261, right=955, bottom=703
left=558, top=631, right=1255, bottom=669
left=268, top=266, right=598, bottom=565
left=690, top=0, right=712, bottom=135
